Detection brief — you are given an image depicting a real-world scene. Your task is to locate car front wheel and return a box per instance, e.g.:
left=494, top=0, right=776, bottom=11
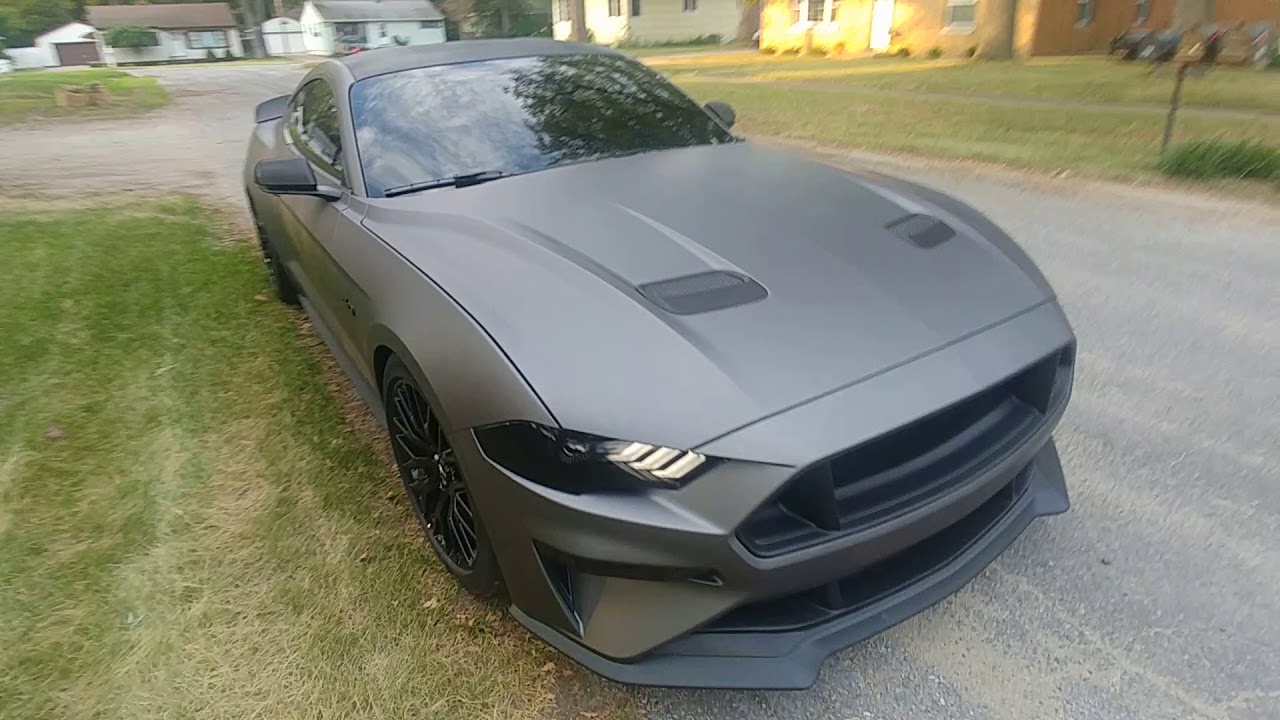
left=382, top=356, right=504, bottom=598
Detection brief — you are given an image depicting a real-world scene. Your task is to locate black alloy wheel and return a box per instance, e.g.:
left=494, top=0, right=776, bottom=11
left=382, top=356, right=503, bottom=597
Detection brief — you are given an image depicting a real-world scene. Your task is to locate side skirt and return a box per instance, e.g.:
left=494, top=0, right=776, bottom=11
left=298, top=296, right=386, bottom=427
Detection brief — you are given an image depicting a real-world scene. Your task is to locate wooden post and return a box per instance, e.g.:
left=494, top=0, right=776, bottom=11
left=1161, top=62, right=1188, bottom=153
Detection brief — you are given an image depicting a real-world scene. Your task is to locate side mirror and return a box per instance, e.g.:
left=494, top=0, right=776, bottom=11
left=705, top=100, right=736, bottom=129
left=254, top=157, right=342, bottom=201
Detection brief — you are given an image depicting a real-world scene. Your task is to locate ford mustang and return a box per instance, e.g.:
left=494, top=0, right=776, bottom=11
left=243, top=38, right=1075, bottom=689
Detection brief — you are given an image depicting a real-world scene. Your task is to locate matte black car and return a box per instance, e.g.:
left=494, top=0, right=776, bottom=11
left=243, top=39, right=1075, bottom=689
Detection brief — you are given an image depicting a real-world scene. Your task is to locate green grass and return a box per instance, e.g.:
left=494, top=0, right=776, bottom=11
left=678, top=78, right=1280, bottom=182
left=624, top=43, right=736, bottom=57
left=0, top=69, right=169, bottom=124
left=1158, top=140, right=1280, bottom=180
left=652, top=55, right=1280, bottom=114
left=0, top=198, right=563, bottom=719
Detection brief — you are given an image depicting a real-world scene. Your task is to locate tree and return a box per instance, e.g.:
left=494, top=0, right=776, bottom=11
left=568, top=0, right=585, bottom=42
left=0, top=0, right=72, bottom=47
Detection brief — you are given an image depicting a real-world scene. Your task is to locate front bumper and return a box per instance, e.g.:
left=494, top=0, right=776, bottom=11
left=454, top=302, right=1075, bottom=690
left=512, top=441, right=1067, bottom=689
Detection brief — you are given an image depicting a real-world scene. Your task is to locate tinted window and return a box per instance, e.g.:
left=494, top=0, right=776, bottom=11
left=350, top=54, right=737, bottom=198
left=290, top=79, right=345, bottom=181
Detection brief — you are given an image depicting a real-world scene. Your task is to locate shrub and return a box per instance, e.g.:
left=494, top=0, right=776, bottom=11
left=103, top=25, right=159, bottom=48
left=1157, top=140, right=1280, bottom=181
left=965, top=45, right=978, bottom=58
left=205, top=48, right=218, bottom=62
left=1270, top=51, right=1280, bottom=70
left=927, top=46, right=943, bottom=59
left=895, top=46, right=911, bottom=58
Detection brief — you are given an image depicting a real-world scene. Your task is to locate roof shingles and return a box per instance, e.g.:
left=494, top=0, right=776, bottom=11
left=86, top=2, right=238, bottom=30
left=312, top=0, right=444, bottom=22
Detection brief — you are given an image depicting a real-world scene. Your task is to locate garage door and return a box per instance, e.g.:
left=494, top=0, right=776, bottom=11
left=55, top=42, right=101, bottom=66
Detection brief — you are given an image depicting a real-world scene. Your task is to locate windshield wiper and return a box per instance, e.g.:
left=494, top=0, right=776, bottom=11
left=383, top=171, right=509, bottom=198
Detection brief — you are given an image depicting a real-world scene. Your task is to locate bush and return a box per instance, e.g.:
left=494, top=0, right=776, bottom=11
left=965, top=45, right=978, bottom=58
left=205, top=48, right=218, bottom=62
left=1157, top=140, right=1280, bottom=181
left=103, top=25, right=159, bottom=48
left=927, top=46, right=943, bottom=59
left=1270, top=51, right=1280, bottom=70
left=894, top=46, right=911, bottom=58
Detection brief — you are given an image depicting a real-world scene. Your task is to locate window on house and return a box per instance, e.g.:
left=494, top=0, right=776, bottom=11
left=683, top=0, right=697, bottom=11
left=186, top=30, right=228, bottom=48
left=334, top=22, right=364, bottom=42
left=632, top=0, right=642, bottom=15
left=829, top=0, right=840, bottom=20
left=790, top=0, right=802, bottom=23
left=945, top=0, right=977, bottom=27
left=1134, top=0, right=1150, bottom=24
left=1076, top=0, right=1094, bottom=25
left=807, top=0, right=825, bottom=22
left=608, top=0, right=622, bottom=16
left=289, top=79, right=345, bottom=183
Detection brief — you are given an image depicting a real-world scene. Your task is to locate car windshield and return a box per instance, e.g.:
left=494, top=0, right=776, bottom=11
left=349, top=54, right=737, bottom=198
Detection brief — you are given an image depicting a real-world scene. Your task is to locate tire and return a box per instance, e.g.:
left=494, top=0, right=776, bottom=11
left=248, top=198, right=300, bottom=306
left=381, top=355, right=504, bottom=598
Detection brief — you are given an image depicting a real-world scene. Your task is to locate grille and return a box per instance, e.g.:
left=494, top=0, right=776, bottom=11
left=708, top=470, right=1030, bottom=633
left=736, top=346, right=1072, bottom=558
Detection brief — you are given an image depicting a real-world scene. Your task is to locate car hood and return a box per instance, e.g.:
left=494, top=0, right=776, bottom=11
left=361, top=142, right=1056, bottom=450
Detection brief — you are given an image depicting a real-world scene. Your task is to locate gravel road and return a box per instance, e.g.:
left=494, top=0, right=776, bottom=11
left=3, top=64, right=1277, bottom=720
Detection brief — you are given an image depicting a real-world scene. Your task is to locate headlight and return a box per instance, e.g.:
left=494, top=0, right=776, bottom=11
left=474, top=421, right=718, bottom=493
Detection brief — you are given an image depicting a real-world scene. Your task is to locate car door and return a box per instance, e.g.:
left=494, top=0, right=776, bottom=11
left=278, top=78, right=372, bottom=376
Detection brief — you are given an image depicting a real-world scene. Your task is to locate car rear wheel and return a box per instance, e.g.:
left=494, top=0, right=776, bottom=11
left=248, top=200, right=300, bottom=306
left=382, top=356, right=503, bottom=598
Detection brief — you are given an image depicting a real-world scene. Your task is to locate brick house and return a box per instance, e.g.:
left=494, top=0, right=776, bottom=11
left=758, top=0, right=1278, bottom=56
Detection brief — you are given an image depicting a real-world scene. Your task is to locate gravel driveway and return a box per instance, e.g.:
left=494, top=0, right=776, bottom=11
left=3, top=65, right=1277, bottom=720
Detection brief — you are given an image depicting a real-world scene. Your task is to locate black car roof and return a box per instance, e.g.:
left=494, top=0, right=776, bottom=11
left=339, top=39, right=619, bottom=80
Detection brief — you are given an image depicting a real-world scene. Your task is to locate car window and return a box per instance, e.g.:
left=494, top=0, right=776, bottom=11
left=349, top=54, right=737, bottom=198
left=289, top=79, right=345, bottom=183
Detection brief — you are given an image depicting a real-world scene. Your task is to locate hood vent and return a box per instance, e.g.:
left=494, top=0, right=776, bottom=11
left=638, top=271, right=768, bottom=315
left=886, top=214, right=955, bottom=249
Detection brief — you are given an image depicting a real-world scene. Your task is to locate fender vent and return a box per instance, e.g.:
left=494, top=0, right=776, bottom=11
left=886, top=214, right=955, bottom=248
left=638, top=271, right=767, bottom=315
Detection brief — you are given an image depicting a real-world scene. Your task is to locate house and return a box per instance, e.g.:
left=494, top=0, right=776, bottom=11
left=758, top=0, right=1277, bottom=57
left=86, top=3, right=245, bottom=64
left=28, top=22, right=101, bottom=67
left=550, top=0, right=740, bottom=45
left=262, top=15, right=308, bottom=55
left=299, top=0, right=447, bottom=55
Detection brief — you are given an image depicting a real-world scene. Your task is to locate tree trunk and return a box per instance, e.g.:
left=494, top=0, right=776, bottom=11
left=569, top=0, right=588, bottom=42
left=736, top=0, right=759, bottom=47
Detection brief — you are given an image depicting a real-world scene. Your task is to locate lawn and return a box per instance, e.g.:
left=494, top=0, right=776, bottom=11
left=653, top=54, right=1280, bottom=184
left=624, top=43, right=740, bottom=57
left=651, top=55, right=1280, bottom=114
left=680, top=78, right=1280, bottom=181
left=0, top=69, right=168, bottom=124
left=0, top=198, right=567, bottom=719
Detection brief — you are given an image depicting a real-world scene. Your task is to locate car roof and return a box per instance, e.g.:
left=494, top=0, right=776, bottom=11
left=339, top=38, right=620, bottom=80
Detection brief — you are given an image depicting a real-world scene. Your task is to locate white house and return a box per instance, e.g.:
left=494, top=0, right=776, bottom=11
left=26, top=22, right=99, bottom=67
left=86, top=2, right=245, bottom=65
left=299, top=0, right=446, bottom=55
left=261, top=16, right=308, bottom=55
left=551, top=0, right=739, bottom=45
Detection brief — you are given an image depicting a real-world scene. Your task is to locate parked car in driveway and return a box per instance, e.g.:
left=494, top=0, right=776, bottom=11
left=1111, top=29, right=1152, bottom=60
left=243, top=38, right=1076, bottom=690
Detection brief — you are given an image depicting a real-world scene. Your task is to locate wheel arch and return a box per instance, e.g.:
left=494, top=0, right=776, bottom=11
left=365, top=321, right=556, bottom=436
